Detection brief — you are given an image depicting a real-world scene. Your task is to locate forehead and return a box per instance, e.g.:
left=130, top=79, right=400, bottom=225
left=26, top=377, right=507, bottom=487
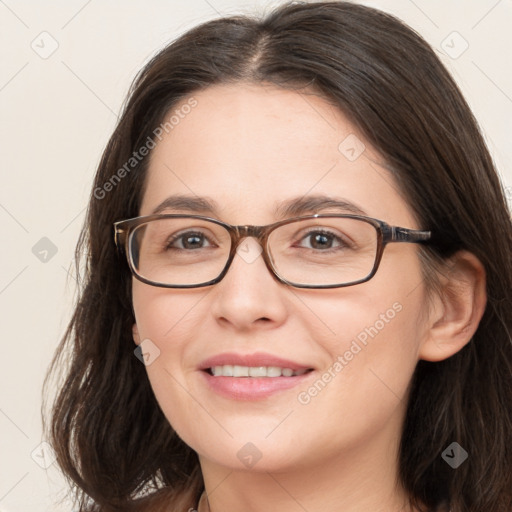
left=140, top=83, right=416, bottom=227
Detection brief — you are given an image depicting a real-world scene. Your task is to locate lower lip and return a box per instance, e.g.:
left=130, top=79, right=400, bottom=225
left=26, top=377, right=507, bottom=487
left=200, top=371, right=314, bottom=400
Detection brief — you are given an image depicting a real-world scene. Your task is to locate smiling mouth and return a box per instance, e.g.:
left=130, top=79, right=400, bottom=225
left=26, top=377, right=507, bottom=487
left=206, top=365, right=314, bottom=377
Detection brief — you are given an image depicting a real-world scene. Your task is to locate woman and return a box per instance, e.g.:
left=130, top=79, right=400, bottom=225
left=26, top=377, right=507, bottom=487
left=43, top=2, right=512, bottom=511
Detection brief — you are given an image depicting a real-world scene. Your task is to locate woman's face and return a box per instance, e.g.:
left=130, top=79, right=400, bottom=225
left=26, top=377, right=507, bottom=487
left=132, top=83, right=432, bottom=473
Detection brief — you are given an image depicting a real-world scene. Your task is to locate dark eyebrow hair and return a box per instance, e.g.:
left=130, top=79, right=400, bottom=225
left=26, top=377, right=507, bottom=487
left=274, top=195, right=367, bottom=218
left=151, top=195, right=219, bottom=215
left=150, top=194, right=367, bottom=218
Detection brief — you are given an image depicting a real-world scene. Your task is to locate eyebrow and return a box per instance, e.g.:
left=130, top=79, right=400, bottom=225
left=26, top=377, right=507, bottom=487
left=150, top=193, right=367, bottom=219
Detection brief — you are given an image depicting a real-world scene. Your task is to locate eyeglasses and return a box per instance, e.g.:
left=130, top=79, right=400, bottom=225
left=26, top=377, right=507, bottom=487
left=113, top=214, right=431, bottom=289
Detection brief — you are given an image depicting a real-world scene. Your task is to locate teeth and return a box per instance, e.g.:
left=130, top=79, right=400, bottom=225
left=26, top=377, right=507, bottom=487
left=210, top=365, right=308, bottom=377
left=248, top=366, right=267, bottom=377
left=267, top=366, right=282, bottom=377
left=221, top=364, right=233, bottom=376
left=233, top=365, right=249, bottom=377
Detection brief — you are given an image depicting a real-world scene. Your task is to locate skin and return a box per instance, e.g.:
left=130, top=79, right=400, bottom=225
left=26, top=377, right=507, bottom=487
left=131, top=83, right=486, bottom=512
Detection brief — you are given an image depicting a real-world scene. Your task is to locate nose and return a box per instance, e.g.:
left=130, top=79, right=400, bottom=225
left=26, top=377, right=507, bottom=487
left=209, top=237, right=288, bottom=331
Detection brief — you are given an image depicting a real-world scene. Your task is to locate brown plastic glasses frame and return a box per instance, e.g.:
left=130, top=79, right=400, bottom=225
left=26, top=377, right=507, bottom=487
left=113, top=213, right=431, bottom=289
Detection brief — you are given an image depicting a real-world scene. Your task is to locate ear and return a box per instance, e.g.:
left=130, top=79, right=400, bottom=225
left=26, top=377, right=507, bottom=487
left=132, top=323, right=141, bottom=346
left=419, top=250, right=487, bottom=362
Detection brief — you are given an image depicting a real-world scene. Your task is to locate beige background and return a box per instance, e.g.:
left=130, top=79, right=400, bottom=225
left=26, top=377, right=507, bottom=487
left=0, top=0, right=511, bottom=510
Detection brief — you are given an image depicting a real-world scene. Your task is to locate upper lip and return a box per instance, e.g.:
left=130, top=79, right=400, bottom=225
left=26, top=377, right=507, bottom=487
left=199, top=352, right=313, bottom=372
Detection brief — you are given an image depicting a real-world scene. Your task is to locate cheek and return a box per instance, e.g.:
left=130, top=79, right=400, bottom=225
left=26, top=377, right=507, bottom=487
left=298, top=253, right=428, bottom=425
left=132, top=282, right=210, bottom=343
left=131, top=283, right=215, bottom=437
left=286, top=308, right=423, bottom=466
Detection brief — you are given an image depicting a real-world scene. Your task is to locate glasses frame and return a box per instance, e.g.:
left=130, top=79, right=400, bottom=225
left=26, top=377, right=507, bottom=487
left=113, top=213, right=431, bottom=289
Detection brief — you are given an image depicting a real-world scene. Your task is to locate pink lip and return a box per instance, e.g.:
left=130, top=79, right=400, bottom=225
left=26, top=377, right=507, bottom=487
left=198, top=352, right=315, bottom=401
left=200, top=372, right=313, bottom=400
left=199, top=352, right=312, bottom=372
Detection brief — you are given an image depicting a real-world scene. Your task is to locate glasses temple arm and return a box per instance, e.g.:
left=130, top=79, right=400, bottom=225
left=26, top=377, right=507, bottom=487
left=114, top=226, right=126, bottom=252
left=383, top=226, right=432, bottom=243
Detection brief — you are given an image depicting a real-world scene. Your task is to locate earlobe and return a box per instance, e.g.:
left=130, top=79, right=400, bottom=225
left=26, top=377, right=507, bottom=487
left=132, top=324, right=141, bottom=346
left=419, top=250, right=487, bottom=362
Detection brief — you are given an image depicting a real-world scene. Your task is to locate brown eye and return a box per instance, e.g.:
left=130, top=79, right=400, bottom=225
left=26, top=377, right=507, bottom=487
left=166, top=231, right=213, bottom=250
left=293, top=228, right=353, bottom=252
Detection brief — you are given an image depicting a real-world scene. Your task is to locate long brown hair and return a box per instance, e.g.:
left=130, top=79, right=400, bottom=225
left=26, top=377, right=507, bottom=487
left=43, top=2, right=512, bottom=511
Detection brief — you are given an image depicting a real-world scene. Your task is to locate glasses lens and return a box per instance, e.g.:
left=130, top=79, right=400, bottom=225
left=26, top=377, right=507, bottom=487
left=129, top=218, right=231, bottom=286
left=268, top=217, right=378, bottom=286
